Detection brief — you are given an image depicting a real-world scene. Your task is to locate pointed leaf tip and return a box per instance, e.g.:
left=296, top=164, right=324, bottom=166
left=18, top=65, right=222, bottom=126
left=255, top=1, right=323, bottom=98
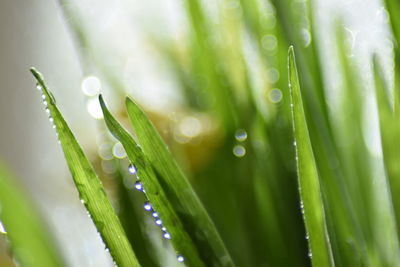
left=30, top=67, right=44, bottom=82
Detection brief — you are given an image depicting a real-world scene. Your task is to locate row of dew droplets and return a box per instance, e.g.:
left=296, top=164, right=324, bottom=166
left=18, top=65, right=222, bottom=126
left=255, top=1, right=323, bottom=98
left=295, top=138, right=312, bottom=259
left=295, top=137, right=312, bottom=259
left=300, top=190, right=312, bottom=259
left=36, top=83, right=60, bottom=144
left=128, top=163, right=185, bottom=263
left=233, top=129, right=247, bottom=157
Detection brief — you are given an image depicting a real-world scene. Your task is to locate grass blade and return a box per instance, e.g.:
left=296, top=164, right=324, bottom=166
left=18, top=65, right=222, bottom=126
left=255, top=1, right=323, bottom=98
left=288, top=47, right=334, bottom=267
left=0, top=162, right=66, bottom=267
left=99, top=95, right=206, bottom=267
left=373, top=56, right=400, bottom=235
left=124, top=96, right=235, bottom=267
left=30, top=68, right=140, bottom=267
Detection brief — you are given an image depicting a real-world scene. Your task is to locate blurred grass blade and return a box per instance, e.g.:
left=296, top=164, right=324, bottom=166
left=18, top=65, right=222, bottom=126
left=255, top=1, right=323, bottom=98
left=30, top=68, right=140, bottom=267
left=124, top=96, right=234, bottom=267
left=373, top=56, right=400, bottom=234
left=288, top=47, right=334, bottom=267
left=0, top=162, right=66, bottom=267
left=99, top=95, right=206, bottom=267
left=383, top=0, right=400, bottom=46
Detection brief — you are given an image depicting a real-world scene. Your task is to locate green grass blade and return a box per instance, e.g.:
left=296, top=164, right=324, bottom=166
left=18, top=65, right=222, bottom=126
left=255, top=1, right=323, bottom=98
left=383, top=0, right=400, bottom=46
left=0, top=163, right=66, bottom=267
left=124, top=96, right=235, bottom=267
left=373, top=56, right=400, bottom=235
left=30, top=68, right=140, bottom=267
left=99, top=95, right=206, bottom=267
left=288, top=47, right=334, bottom=267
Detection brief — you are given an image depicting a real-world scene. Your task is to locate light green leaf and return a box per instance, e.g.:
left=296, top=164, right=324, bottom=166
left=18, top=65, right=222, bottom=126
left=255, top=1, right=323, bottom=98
left=30, top=68, right=140, bottom=267
left=373, top=56, right=400, bottom=235
left=0, top=162, right=65, bottom=267
left=288, top=46, right=334, bottom=267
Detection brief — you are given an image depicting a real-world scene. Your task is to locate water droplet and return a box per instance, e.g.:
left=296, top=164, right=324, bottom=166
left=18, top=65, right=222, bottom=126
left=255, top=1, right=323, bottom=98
left=52, top=124, right=56, bottom=129
left=86, top=98, right=103, bottom=119
left=268, top=88, right=283, bottom=103
left=0, top=221, right=7, bottom=234
left=128, top=164, right=137, bottom=175
left=134, top=181, right=143, bottom=191
left=155, top=219, right=163, bottom=225
left=305, top=235, right=309, bottom=240
left=294, top=141, right=297, bottom=147
left=49, top=116, right=54, bottom=123
left=179, top=116, right=202, bottom=138
left=81, top=76, right=101, bottom=96
left=98, top=143, right=113, bottom=160
left=235, top=129, right=247, bottom=142
left=105, top=248, right=109, bottom=252
left=261, top=34, right=277, bottom=51
left=102, top=159, right=117, bottom=174
left=267, top=68, right=280, bottom=84
left=233, top=145, right=246, bottom=157
left=43, top=100, right=48, bottom=106
left=144, top=201, right=152, bottom=211
left=36, top=84, right=42, bottom=91
left=177, top=255, right=185, bottom=262
left=152, top=212, right=159, bottom=218
left=41, top=94, right=46, bottom=100
left=161, top=226, right=167, bottom=231
left=45, top=107, right=50, bottom=114
left=308, top=251, right=312, bottom=258
left=302, top=29, right=311, bottom=47
left=163, top=232, right=171, bottom=239
left=112, top=142, right=126, bottom=159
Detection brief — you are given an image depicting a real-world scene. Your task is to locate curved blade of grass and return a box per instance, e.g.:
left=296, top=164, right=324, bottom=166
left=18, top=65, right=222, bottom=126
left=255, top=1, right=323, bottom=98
left=30, top=68, right=140, bottom=267
left=99, top=95, right=206, bottom=267
left=0, top=162, right=66, bottom=267
left=288, top=47, right=334, bottom=267
left=124, top=96, right=234, bottom=267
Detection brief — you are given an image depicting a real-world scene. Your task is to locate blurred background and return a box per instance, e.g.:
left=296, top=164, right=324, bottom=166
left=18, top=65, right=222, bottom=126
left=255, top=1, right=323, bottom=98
left=0, top=0, right=394, bottom=266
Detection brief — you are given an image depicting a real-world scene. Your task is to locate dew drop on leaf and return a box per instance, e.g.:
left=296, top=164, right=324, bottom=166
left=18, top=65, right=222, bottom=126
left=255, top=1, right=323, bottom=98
left=134, top=181, right=143, bottom=191
left=235, top=129, right=247, bottom=142
left=233, top=145, right=246, bottom=157
left=128, top=164, right=137, bottom=175
left=144, top=201, right=152, bottom=211
left=163, top=232, right=171, bottom=239
left=0, top=221, right=7, bottom=234
left=177, top=255, right=185, bottom=262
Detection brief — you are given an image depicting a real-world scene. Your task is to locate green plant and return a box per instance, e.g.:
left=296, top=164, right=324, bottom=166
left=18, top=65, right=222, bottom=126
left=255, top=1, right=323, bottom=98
left=2, top=0, right=400, bottom=266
